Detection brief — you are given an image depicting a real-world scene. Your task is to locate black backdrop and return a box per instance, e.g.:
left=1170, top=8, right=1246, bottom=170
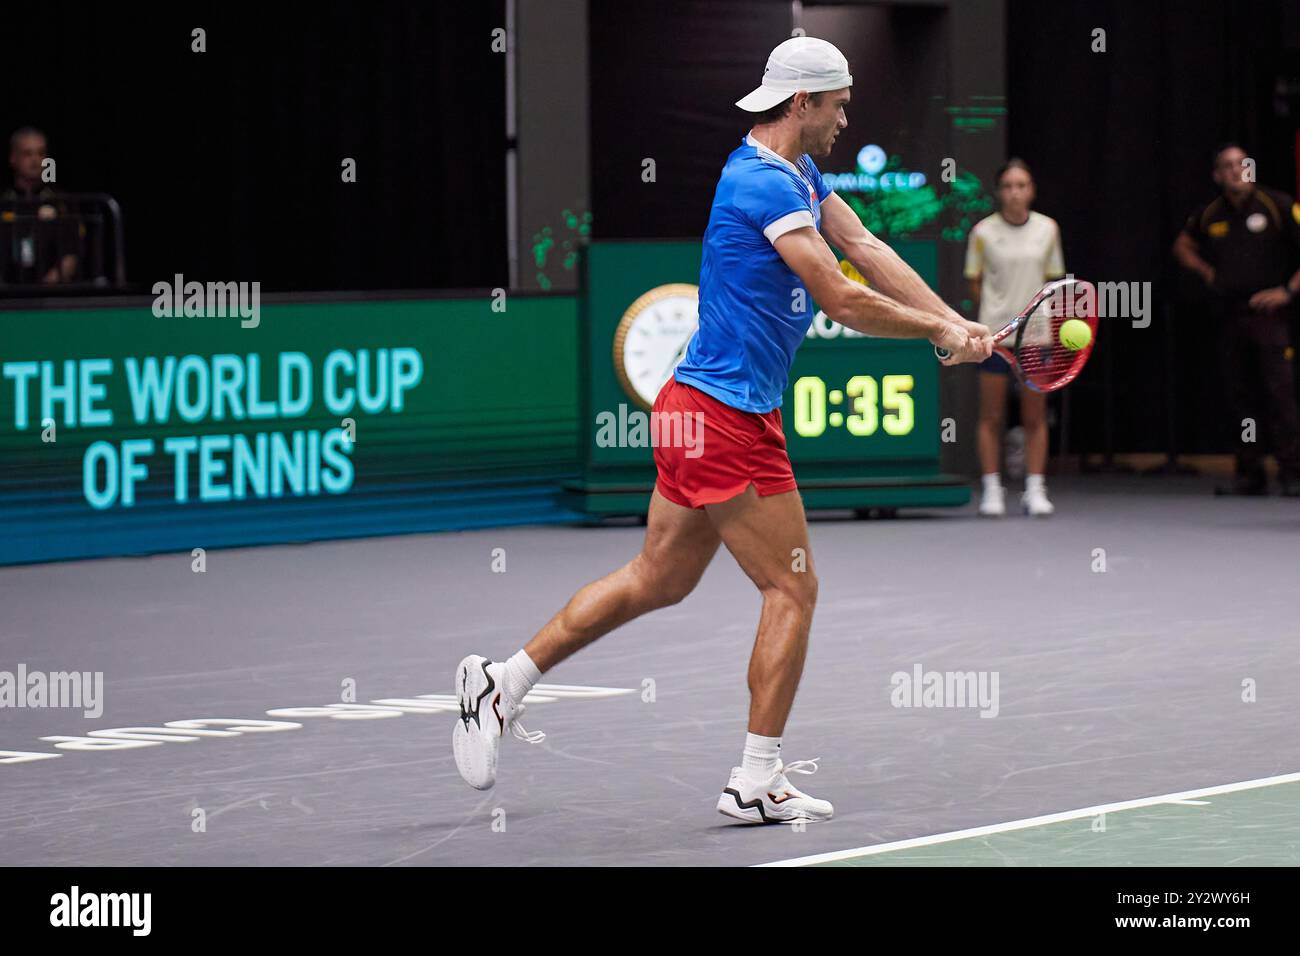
left=589, top=0, right=792, bottom=239
left=3, top=1, right=506, bottom=292
left=588, top=0, right=951, bottom=241
left=1007, top=0, right=1300, bottom=457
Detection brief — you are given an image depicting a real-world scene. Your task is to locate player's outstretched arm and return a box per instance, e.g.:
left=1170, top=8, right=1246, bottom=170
left=774, top=225, right=991, bottom=363
left=819, top=192, right=981, bottom=335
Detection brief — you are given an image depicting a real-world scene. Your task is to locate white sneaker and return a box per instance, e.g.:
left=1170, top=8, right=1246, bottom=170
left=716, top=758, right=834, bottom=824
left=452, top=654, right=545, bottom=790
left=978, top=484, right=1006, bottom=517
left=1021, top=484, right=1055, bottom=517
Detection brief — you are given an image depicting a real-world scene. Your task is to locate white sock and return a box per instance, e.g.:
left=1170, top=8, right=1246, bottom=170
left=982, top=472, right=1003, bottom=491
left=741, top=732, right=782, bottom=778
left=1025, top=473, right=1045, bottom=492
left=502, top=649, right=541, bottom=704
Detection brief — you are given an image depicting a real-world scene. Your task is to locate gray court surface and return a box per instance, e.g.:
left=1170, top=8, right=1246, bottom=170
left=2, top=474, right=1298, bottom=867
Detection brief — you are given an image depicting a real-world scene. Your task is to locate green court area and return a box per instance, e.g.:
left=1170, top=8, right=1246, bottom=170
left=764, top=774, right=1300, bottom=867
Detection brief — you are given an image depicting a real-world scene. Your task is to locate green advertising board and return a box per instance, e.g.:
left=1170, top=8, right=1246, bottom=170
left=0, top=294, right=582, bottom=563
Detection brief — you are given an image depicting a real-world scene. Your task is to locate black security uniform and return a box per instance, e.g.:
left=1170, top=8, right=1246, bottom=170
left=0, top=185, right=81, bottom=286
left=1181, top=187, right=1300, bottom=488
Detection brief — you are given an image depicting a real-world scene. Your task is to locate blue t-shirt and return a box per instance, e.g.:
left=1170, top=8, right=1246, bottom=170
left=673, top=135, right=832, bottom=413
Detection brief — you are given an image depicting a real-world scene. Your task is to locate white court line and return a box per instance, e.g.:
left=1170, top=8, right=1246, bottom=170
left=757, top=770, right=1300, bottom=867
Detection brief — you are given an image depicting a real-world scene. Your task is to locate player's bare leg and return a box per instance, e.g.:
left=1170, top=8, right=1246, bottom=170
left=452, top=489, right=720, bottom=789
left=1019, top=388, right=1054, bottom=516
left=706, top=487, right=832, bottom=823
left=977, top=370, right=1009, bottom=516
left=524, top=489, right=722, bottom=670
left=706, top=487, right=816, bottom=735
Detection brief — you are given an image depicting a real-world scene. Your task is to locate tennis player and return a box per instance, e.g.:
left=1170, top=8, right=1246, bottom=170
left=453, top=37, right=992, bottom=823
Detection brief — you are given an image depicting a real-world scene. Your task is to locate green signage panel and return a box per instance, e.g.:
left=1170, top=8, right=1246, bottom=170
left=0, top=295, right=581, bottom=563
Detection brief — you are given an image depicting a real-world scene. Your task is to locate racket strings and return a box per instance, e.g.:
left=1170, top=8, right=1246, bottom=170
left=1014, top=293, right=1094, bottom=388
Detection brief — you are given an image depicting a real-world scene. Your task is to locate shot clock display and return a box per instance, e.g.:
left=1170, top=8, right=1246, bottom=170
left=781, top=335, right=936, bottom=470
left=790, top=374, right=915, bottom=438
left=569, top=240, right=966, bottom=513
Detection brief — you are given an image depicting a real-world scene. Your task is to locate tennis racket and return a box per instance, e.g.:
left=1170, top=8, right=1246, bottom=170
left=936, top=277, right=1098, bottom=393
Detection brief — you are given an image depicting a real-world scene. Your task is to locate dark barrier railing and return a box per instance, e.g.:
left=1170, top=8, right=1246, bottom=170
left=0, top=191, right=126, bottom=295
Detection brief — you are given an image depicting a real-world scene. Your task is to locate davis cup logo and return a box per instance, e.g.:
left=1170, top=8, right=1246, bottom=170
left=857, top=144, right=887, bottom=175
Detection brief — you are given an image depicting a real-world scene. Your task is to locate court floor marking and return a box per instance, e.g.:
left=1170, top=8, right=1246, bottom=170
left=757, top=770, right=1300, bottom=867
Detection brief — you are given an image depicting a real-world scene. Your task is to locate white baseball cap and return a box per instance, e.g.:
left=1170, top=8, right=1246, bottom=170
left=736, top=37, right=853, bottom=113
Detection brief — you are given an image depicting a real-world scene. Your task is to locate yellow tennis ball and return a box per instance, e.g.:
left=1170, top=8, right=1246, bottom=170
left=1059, top=318, right=1092, bottom=351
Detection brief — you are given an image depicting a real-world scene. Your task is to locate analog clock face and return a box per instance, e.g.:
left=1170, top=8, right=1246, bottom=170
left=612, top=283, right=699, bottom=409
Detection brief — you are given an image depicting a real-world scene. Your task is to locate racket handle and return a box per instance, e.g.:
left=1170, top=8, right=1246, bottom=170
left=934, top=345, right=951, bottom=360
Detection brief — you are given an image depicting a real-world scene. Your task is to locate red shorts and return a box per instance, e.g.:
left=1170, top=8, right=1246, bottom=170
left=651, top=378, right=798, bottom=509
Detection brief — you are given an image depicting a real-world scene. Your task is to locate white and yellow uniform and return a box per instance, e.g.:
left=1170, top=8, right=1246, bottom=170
left=964, top=211, right=1065, bottom=345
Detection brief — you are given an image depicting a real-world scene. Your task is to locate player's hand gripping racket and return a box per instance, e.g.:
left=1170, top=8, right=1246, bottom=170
left=935, top=277, right=1098, bottom=392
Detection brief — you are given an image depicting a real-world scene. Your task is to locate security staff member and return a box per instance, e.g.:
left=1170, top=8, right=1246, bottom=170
left=2, top=127, right=79, bottom=285
left=1173, top=143, right=1300, bottom=496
